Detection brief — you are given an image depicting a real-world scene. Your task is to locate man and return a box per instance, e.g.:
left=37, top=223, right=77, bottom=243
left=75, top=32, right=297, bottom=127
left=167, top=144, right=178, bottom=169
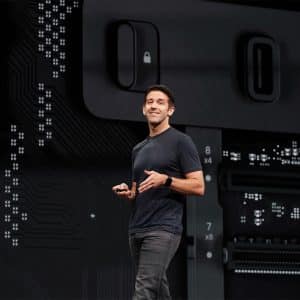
left=112, top=84, right=205, bottom=300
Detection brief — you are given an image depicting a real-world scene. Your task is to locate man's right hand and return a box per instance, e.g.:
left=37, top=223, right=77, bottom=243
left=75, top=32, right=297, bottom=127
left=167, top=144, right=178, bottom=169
left=112, top=182, right=135, bottom=200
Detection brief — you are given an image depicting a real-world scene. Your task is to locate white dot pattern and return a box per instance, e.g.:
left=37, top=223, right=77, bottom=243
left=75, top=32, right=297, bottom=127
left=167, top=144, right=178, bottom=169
left=36, top=1, right=80, bottom=146
left=37, top=83, right=53, bottom=147
left=37, top=0, right=80, bottom=79
left=2, top=125, right=28, bottom=247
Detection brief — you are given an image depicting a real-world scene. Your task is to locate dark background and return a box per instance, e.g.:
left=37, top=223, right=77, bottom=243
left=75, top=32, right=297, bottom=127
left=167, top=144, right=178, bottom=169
left=1, top=0, right=300, bottom=299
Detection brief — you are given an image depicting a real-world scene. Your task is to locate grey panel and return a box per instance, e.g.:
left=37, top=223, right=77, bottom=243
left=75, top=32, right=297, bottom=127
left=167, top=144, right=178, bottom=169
left=83, top=0, right=300, bottom=133
left=185, top=127, right=223, bottom=300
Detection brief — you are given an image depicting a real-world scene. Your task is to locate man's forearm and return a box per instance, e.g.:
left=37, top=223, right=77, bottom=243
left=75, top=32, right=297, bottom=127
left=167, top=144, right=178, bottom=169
left=138, top=170, right=205, bottom=195
left=168, top=176, right=205, bottom=196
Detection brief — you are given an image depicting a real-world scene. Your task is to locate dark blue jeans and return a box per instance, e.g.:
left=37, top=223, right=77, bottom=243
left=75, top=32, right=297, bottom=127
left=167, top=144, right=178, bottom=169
left=129, top=230, right=181, bottom=300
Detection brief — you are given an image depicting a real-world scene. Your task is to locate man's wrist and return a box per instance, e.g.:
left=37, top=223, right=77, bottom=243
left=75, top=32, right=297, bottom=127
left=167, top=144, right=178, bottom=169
left=161, top=174, right=168, bottom=186
left=164, top=175, right=173, bottom=187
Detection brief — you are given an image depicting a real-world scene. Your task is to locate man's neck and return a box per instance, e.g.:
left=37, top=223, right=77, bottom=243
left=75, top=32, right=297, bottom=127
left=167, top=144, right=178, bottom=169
left=148, top=121, right=170, bottom=137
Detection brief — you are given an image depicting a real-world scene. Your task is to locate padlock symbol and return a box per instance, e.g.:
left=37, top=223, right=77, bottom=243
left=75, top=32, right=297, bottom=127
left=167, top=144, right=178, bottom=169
left=143, top=51, right=152, bottom=64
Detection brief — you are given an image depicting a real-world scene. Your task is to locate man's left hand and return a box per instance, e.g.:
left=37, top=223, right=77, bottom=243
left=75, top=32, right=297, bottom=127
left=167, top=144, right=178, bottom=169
left=138, top=170, right=168, bottom=193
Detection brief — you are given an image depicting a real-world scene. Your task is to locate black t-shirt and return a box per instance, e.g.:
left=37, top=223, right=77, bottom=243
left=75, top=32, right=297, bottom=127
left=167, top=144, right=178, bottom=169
left=129, top=127, right=202, bottom=235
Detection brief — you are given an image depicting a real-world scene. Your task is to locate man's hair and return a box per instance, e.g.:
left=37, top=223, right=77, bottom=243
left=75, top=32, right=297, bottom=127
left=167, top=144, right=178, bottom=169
left=144, top=84, right=175, bottom=106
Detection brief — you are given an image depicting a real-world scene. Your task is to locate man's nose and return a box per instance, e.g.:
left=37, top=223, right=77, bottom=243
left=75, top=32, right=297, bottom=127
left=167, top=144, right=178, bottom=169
left=150, top=101, right=158, bottom=108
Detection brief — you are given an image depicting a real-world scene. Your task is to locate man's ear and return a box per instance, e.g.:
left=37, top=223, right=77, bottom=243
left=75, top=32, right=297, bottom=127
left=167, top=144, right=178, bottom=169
left=168, top=106, right=175, bottom=117
left=142, top=105, right=146, bottom=116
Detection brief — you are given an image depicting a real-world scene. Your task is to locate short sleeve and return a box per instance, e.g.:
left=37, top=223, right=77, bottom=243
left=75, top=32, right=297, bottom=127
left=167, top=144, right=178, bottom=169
left=178, top=135, right=202, bottom=174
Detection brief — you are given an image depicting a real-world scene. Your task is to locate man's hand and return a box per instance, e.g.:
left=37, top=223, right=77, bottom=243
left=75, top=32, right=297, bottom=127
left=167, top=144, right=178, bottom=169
left=112, top=182, right=135, bottom=200
left=138, top=170, right=168, bottom=193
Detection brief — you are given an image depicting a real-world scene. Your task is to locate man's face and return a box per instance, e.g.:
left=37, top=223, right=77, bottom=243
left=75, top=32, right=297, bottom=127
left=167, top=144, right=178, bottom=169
left=143, top=90, right=174, bottom=126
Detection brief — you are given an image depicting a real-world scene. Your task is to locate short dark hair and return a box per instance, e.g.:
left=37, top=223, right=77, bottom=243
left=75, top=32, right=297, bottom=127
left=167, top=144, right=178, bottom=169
left=144, top=84, right=175, bottom=105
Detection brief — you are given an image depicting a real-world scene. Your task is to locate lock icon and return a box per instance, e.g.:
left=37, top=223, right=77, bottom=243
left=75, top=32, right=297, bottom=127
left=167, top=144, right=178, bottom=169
left=143, top=51, right=152, bottom=64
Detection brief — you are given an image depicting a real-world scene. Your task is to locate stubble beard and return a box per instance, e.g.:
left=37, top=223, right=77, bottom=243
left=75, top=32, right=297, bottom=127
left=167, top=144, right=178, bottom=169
left=147, top=114, right=169, bottom=129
